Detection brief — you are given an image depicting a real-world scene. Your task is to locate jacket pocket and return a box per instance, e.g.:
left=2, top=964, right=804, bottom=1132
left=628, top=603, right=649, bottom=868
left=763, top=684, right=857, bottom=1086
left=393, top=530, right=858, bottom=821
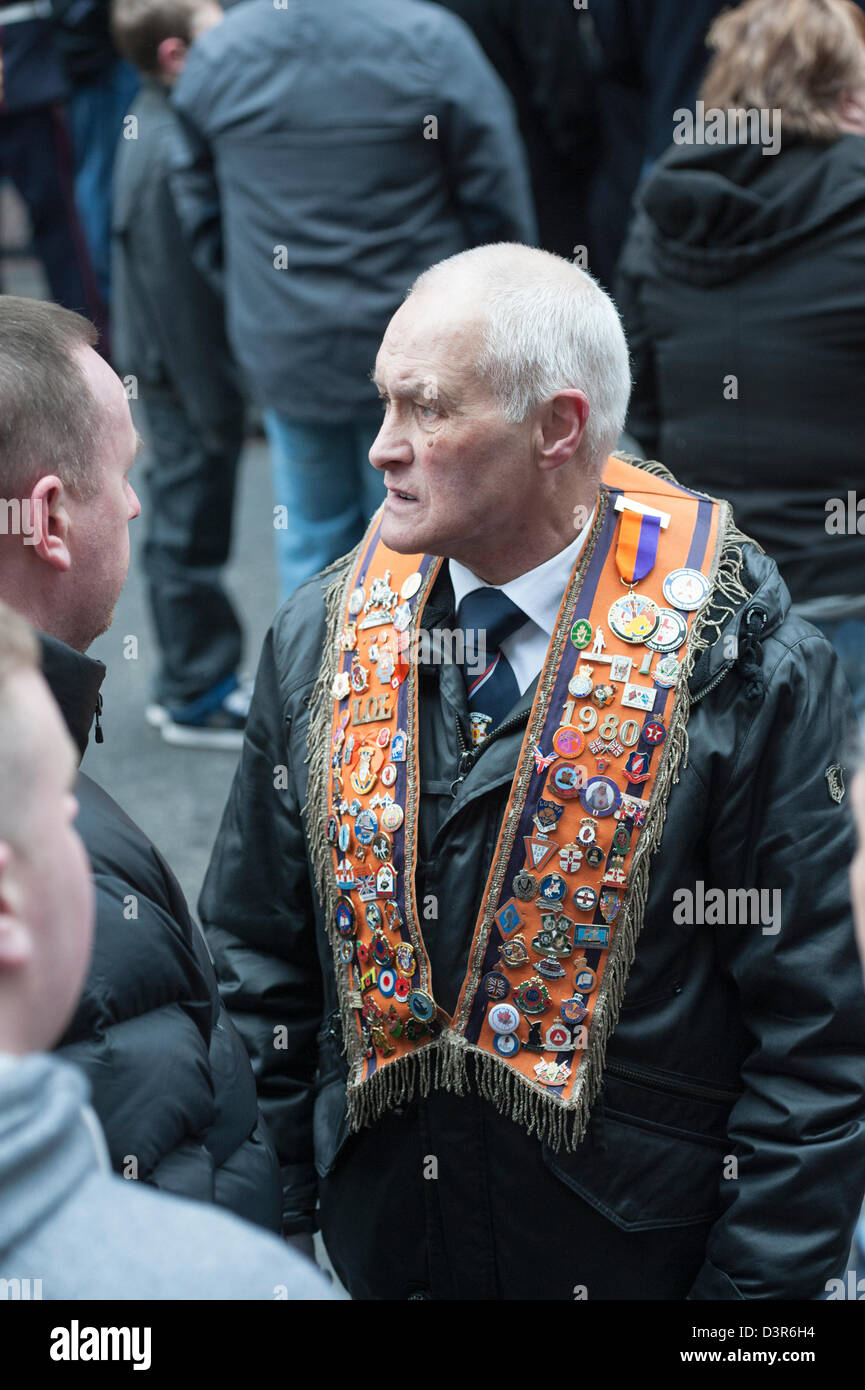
left=541, top=1064, right=738, bottom=1232
left=313, top=1010, right=350, bottom=1180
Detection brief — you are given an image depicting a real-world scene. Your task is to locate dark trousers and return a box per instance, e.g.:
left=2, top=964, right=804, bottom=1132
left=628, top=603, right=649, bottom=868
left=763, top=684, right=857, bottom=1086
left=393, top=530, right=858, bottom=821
left=0, top=104, right=107, bottom=341
left=140, top=389, right=245, bottom=705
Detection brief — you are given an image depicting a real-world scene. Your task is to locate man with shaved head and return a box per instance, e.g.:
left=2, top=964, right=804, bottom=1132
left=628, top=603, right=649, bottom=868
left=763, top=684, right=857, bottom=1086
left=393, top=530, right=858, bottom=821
left=201, top=243, right=865, bottom=1300
left=0, top=600, right=330, bottom=1299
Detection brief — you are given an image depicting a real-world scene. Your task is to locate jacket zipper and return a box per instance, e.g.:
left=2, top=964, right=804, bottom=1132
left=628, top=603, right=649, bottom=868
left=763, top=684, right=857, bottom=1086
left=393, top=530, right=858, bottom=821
left=451, top=710, right=530, bottom=794
left=690, top=602, right=770, bottom=705
left=690, top=665, right=732, bottom=706
left=605, top=1057, right=741, bottom=1104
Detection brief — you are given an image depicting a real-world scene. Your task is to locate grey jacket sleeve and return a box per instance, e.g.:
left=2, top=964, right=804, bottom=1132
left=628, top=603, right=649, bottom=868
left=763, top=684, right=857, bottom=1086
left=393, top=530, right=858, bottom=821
left=115, top=136, right=244, bottom=439
left=435, top=12, right=538, bottom=247
left=168, top=64, right=225, bottom=295
left=689, top=631, right=865, bottom=1298
left=199, top=617, right=325, bottom=1236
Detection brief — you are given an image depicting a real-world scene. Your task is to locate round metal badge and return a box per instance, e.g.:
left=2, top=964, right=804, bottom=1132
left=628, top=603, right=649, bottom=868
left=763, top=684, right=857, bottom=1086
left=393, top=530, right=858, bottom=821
left=644, top=607, right=688, bottom=653
left=488, top=1002, right=521, bottom=1035
left=538, top=872, right=568, bottom=904
left=551, top=764, right=584, bottom=800
left=393, top=976, right=411, bottom=1001
left=401, top=571, right=423, bottom=600
left=662, top=568, right=710, bottom=611
left=380, top=801, right=404, bottom=832
left=408, top=990, right=436, bottom=1023
left=574, top=965, right=597, bottom=994
left=378, top=967, right=396, bottom=997
left=493, top=1031, right=520, bottom=1057
left=380, top=763, right=397, bottom=788
left=365, top=902, right=383, bottom=932
left=334, top=897, right=356, bottom=937
left=348, top=586, right=365, bottom=616
left=569, top=668, right=593, bottom=698
left=552, top=726, right=584, bottom=759
left=372, top=830, right=393, bottom=862
left=570, top=618, right=593, bottom=650
left=607, top=593, right=661, bottom=645
left=579, top=776, right=621, bottom=818
left=574, top=885, right=598, bottom=913
left=482, top=971, right=511, bottom=1001
left=354, top=809, right=378, bottom=844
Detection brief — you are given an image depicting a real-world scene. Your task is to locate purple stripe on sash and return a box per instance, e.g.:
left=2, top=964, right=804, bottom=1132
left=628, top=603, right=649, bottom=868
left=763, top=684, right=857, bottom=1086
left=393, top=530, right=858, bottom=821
left=685, top=499, right=713, bottom=572
left=391, top=553, right=437, bottom=948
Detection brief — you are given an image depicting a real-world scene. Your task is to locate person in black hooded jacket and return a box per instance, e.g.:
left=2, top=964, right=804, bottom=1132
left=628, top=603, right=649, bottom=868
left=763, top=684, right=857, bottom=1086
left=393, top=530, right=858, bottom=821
left=617, top=0, right=865, bottom=714
left=0, top=294, right=282, bottom=1233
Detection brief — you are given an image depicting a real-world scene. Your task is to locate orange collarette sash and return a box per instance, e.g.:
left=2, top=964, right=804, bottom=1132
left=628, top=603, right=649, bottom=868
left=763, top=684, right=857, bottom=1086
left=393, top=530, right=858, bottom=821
left=308, top=455, right=734, bottom=1150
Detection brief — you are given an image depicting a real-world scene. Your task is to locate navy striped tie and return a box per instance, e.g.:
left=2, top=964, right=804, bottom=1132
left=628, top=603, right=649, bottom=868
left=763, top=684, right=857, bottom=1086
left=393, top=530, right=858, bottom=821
left=458, top=587, right=527, bottom=732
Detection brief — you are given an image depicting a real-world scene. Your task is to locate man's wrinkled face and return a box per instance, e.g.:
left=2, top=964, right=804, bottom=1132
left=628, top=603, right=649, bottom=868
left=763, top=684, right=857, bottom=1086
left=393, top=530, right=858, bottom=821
left=368, top=292, right=535, bottom=565
left=66, top=347, right=141, bottom=649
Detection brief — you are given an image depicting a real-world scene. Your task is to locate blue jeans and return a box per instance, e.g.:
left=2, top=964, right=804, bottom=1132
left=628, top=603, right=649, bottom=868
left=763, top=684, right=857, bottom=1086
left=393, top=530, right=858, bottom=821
left=815, top=618, right=865, bottom=722
left=66, top=59, right=139, bottom=305
left=263, top=413, right=385, bottom=601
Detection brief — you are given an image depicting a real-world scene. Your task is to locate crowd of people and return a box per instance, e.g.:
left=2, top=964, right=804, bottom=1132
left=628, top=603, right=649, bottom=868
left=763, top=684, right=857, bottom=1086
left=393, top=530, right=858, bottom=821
left=2, top=0, right=865, bottom=1306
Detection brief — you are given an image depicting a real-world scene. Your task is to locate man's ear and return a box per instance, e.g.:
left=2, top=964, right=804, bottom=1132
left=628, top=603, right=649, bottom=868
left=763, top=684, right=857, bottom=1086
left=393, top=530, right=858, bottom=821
left=0, top=842, right=32, bottom=970
left=838, top=87, right=865, bottom=134
left=157, top=35, right=190, bottom=80
left=535, top=390, right=590, bottom=472
left=28, top=476, right=72, bottom=572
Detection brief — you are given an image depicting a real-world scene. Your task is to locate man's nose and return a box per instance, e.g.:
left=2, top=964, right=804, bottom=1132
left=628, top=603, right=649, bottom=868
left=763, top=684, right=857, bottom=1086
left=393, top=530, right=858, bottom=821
left=128, top=484, right=142, bottom=520
left=368, top=414, right=413, bottom=472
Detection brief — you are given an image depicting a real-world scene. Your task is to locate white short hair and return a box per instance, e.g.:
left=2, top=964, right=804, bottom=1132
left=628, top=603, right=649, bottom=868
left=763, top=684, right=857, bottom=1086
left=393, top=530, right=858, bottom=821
left=411, top=244, right=632, bottom=470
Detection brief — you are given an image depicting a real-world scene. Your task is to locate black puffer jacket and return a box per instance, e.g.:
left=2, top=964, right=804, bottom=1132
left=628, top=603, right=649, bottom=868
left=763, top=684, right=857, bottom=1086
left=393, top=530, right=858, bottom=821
left=42, top=635, right=281, bottom=1232
left=200, top=474, right=865, bottom=1298
left=617, top=134, right=865, bottom=603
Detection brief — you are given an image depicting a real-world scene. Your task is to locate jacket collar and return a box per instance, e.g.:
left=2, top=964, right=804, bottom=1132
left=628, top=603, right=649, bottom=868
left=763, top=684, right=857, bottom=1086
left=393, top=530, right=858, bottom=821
left=39, top=634, right=106, bottom=762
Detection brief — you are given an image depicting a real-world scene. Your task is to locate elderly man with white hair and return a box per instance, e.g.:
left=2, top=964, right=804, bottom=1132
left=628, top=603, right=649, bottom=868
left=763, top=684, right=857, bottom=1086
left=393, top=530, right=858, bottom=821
left=200, top=243, right=865, bottom=1300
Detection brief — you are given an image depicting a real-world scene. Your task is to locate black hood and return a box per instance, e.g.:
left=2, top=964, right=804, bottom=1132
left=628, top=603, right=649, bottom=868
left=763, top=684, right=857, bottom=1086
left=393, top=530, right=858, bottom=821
left=39, top=634, right=106, bottom=761
left=636, top=132, right=865, bottom=286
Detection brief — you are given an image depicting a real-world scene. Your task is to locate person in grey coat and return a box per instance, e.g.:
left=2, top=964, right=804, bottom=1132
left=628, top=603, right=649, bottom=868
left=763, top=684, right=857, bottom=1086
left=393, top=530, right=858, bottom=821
left=111, top=0, right=251, bottom=746
left=169, top=0, right=537, bottom=599
left=0, top=600, right=332, bottom=1300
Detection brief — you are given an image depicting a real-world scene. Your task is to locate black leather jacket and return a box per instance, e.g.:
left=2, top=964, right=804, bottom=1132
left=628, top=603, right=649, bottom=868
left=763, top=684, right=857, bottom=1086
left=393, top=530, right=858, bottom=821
left=42, top=635, right=282, bottom=1233
left=200, top=525, right=865, bottom=1298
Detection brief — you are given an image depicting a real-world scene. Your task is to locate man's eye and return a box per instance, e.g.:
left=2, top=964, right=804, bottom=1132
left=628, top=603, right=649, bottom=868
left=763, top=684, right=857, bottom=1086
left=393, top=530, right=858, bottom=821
left=418, top=403, right=440, bottom=421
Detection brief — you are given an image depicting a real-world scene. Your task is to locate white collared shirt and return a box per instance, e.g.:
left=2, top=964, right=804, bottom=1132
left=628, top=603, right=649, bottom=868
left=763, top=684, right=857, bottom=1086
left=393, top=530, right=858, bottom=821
left=449, top=507, right=596, bottom=696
